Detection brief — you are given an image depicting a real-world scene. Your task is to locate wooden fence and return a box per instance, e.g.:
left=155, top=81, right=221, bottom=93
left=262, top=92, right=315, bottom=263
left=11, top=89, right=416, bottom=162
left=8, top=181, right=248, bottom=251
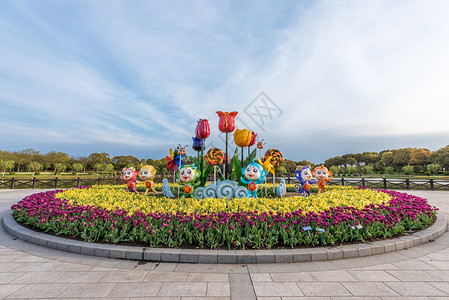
left=1, top=176, right=449, bottom=191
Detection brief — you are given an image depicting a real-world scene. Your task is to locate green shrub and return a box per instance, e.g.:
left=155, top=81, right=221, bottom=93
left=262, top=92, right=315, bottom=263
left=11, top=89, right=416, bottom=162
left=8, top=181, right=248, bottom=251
left=9, top=172, right=15, bottom=175
left=35, top=172, right=41, bottom=175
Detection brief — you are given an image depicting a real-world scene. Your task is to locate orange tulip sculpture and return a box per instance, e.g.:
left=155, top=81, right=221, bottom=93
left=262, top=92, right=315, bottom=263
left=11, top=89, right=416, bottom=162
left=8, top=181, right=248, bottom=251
left=234, top=129, right=252, bottom=167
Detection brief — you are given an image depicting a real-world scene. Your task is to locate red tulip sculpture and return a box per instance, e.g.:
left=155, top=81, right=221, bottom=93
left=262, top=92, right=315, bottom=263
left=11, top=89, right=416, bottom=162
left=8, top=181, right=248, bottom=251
left=216, top=111, right=238, bottom=179
left=195, top=119, right=210, bottom=183
left=248, top=131, right=258, bottom=156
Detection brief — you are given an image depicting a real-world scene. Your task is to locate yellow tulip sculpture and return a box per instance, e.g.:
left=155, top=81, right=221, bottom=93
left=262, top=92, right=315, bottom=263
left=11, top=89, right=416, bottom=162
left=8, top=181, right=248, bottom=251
left=234, top=129, right=252, bottom=166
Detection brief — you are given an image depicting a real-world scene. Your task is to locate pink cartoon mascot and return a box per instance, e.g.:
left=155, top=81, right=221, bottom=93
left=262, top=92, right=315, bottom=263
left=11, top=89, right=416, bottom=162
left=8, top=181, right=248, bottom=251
left=121, top=167, right=138, bottom=194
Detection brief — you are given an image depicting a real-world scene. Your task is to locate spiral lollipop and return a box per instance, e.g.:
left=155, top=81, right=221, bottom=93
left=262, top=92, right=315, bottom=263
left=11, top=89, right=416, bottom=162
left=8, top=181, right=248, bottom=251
left=206, top=148, right=224, bottom=165
left=264, top=149, right=284, bottom=167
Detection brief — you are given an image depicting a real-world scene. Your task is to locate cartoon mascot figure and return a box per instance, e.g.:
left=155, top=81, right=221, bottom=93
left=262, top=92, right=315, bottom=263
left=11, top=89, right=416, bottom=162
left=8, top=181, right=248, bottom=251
left=313, top=164, right=333, bottom=194
left=139, top=165, right=157, bottom=195
left=294, top=166, right=317, bottom=197
left=121, top=167, right=138, bottom=194
left=176, top=164, right=201, bottom=200
left=240, top=160, right=268, bottom=198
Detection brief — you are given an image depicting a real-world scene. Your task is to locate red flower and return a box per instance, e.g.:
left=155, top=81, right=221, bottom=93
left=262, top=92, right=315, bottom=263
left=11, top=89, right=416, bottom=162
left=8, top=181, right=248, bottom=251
left=248, top=132, right=257, bottom=147
left=195, top=119, right=210, bottom=140
left=216, top=111, right=238, bottom=133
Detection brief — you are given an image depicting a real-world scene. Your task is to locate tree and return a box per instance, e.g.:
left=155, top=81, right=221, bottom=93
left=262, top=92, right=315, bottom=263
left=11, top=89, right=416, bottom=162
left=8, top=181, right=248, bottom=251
left=325, top=156, right=345, bottom=168
left=427, top=163, right=440, bottom=176
left=281, top=159, right=296, bottom=175
left=276, top=166, right=287, bottom=176
left=392, top=148, right=413, bottom=168
left=54, top=163, right=67, bottom=173
left=381, top=151, right=394, bottom=167
left=12, top=149, right=39, bottom=172
left=27, top=161, right=43, bottom=173
left=361, top=152, right=380, bottom=165
left=72, top=163, right=84, bottom=173
left=93, top=163, right=105, bottom=172
left=364, top=165, right=374, bottom=174
left=0, top=160, right=15, bottom=175
left=432, top=145, right=449, bottom=170
left=329, top=165, right=340, bottom=176
left=112, top=155, right=140, bottom=170
left=410, top=148, right=431, bottom=168
left=87, top=152, right=112, bottom=170
left=385, top=166, right=395, bottom=174
left=346, top=166, right=357, bottom=176
left=104, top=163, right=115, bottom=173
left=402, top=165, right=414, bottom=176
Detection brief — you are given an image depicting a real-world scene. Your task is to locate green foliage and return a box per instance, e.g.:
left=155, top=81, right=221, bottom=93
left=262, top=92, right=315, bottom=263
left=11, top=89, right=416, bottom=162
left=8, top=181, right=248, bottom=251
left=427, top=163, right=440, bottom=176
left=402, top=165, right=414, bottom=176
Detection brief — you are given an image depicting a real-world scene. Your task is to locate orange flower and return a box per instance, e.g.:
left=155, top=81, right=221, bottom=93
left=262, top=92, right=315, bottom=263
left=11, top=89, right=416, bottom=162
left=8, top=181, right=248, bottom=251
left=233, top=129, right=251, bottom=147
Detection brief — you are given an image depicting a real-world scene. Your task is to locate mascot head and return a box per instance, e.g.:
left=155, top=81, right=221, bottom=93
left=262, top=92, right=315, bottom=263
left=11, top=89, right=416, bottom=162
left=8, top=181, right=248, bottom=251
left=295, top=166, right=313, bottom=182
left=121, top=167, right=138, bottom=183
left=176, top=164, right=201, bottom=184
left=139, top=165, right=157, bottom=180
left=242, top=160, right=267, bottom=182
left=312, top=164, right=331, bottom=180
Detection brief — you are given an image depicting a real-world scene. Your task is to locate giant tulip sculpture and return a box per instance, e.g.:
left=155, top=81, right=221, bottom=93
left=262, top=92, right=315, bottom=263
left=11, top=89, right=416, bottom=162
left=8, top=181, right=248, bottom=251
left=195, top=119, right=210, bottom=184
left=216, top=111, right=238, bottom=179
left=248, top=131, right=257, bottom=156
left=234, top=128, right=252, bottom=167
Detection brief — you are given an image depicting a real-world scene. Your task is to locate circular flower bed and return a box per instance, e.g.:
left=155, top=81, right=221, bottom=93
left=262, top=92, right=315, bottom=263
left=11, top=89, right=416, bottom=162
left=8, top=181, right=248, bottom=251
left=11, top=186, right=437, bottom=249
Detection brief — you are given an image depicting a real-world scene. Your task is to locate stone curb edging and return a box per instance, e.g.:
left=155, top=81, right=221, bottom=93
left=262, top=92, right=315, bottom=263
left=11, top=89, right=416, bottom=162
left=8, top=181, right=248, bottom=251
left=2, top=213, right=447, bottom=264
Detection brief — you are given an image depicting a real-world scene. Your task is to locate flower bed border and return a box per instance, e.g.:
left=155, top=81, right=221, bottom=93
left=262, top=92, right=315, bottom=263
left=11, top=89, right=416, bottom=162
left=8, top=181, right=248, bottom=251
left=2, top=212, right=447, bottom=264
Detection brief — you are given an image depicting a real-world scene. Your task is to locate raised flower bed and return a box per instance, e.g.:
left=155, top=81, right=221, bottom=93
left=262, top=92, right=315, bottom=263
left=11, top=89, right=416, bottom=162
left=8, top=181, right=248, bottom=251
left=11, top=186, right=437, bottom=249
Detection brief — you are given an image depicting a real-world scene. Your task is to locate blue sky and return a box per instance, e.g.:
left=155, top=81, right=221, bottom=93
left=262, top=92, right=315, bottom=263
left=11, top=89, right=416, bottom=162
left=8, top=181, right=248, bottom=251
left=1, top=0, right=449, bottom=163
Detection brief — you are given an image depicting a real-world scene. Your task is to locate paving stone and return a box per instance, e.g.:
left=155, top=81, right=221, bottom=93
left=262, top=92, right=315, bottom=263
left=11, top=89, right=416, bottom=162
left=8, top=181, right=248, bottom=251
left=347, top=270, right=399, bottom=281
left=144, top=271, right=188, bottom=282
left=270, top=272, right=314, bottom=282
left=187, top=273, right=229, bottom=282
left=341, top=282, right=399, bottom=296
left=250, top=273, right=272, bottom=281
left=290, top=249, right=311, bottom=262
left=387, top=270, right=442, bottom=281
left=207, top=282, right=230, bottom=296
left=0, top=284, right=25, bottom=298
left=310, top=270, right=357, bottom=282
left=341, top=246, right=359, bottom=258
left=229, top=273, right=256, bottom=300
left=385, top=282, right=447, bottom=296
left=109, top=282, right=162, bottom=297
left=297, top=282, right=351, bottom=297
left=158, top=282, right=207, bottom=296
left=8, top=283, right=70, bottom=298
left=53, top=271, right=108, bottom=283
left=100, top=270, right=149, bottom=282
left=352, top=244, right=374, bottom=257
left=58, top=282, right=117, bottom=298
left=253, top=282, right=303, bottom=297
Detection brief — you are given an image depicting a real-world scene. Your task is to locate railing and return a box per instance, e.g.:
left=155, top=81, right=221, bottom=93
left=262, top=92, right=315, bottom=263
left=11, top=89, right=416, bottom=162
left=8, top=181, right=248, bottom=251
left=280, top=175, right=449, bottom=191
left=1, top=176, right=449, bottom=191
left=0, top=177, right=122, bottom=189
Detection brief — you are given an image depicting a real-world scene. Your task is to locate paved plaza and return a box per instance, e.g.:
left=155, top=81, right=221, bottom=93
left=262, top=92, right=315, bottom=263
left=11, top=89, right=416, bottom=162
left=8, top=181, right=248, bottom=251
left=1, top=189, right=449, bottom=299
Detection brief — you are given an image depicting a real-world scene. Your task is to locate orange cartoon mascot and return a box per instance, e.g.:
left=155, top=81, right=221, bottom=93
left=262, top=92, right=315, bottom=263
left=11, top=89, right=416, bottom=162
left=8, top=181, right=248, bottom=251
left=312, top=165, right=333, bottom=194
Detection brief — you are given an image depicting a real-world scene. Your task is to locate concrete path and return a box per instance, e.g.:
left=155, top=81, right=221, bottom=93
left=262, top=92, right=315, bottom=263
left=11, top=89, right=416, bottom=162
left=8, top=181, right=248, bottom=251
left=1, top=189, right=449, bottom=299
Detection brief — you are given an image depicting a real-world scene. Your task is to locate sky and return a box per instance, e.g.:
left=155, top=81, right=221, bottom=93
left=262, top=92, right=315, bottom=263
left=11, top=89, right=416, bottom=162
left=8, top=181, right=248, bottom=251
left=1, top=0, right=449, bottom=163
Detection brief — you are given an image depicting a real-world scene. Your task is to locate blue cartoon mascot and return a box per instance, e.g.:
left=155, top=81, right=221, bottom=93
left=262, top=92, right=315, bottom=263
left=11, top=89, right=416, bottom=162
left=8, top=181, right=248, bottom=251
left=295, top=166, right=318, bottom=197
left=240, top=160, right=268, bottom=198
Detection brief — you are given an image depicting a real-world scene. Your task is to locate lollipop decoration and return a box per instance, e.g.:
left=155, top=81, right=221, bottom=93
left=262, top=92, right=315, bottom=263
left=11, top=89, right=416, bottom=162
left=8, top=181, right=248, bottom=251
left=264, top=149, right=284, bottom=193
left=206, top=148, right=224, bottom=184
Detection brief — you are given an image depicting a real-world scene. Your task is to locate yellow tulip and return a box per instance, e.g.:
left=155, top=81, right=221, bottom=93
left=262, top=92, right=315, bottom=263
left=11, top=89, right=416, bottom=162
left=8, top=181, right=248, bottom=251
left=233, top=129, right=252, bottom=147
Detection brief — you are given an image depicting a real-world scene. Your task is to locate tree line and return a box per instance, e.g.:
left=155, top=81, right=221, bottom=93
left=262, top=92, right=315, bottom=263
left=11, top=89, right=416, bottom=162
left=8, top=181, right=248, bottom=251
left=324, top=145, right=449, bottom=176
left=1, top=145, right=448, bottom=177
